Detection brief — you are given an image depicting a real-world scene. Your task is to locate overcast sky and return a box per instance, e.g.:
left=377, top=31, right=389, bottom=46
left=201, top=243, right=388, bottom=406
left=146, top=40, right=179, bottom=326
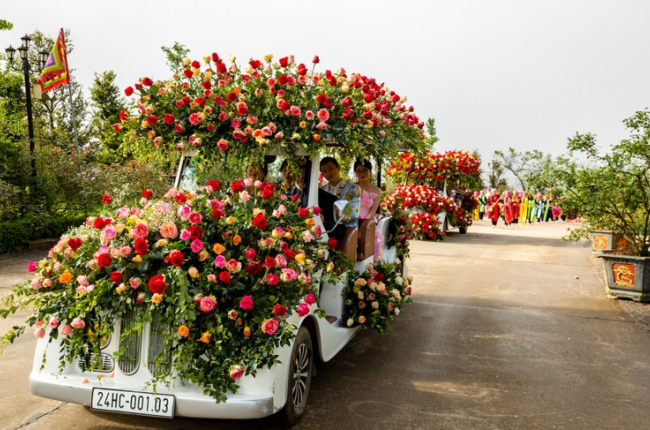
left=3, top=0, right=650, bottom=169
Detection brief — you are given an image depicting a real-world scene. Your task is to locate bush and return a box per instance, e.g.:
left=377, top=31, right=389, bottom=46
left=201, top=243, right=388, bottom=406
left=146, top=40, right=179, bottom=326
left=0, top=214, right=87, bottom=254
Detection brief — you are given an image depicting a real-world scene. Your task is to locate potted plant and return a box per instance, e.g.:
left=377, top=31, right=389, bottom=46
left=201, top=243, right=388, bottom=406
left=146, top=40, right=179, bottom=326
left=561, top=110, right=650, bottom=301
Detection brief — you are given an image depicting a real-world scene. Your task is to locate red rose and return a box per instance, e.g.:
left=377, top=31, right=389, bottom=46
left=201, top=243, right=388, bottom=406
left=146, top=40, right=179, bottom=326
left=284, top=248, right=296, bottom=260
left=212, top=207, right=225, bottom=220
left=327, top=238, right=338, bottom=249
left=291, top=194, right=300, bottom=201
left=227, top=92, right=237, bottom=102
left=195, top=97, right=206, bottom=106
left=231, top=180, right=245, bottom=193
left=219, top=271, right=231, bottom=283
left=146, top=115, right=158, bottom=125
left=273, top=304, right=287, bottom=317
left=135, top=83, right=142, bottom=90
left=148, top=274, right=167, bottom=294
left=376, top=272, right=386, bottom=282
left=110, top=271, right=123, bottom=284
left=188, top=225, right=203, bottom=240
left=142, top=189, right=153, bottom=198
left=67, top=237, right=82, bottom=251
left=183, top=69, right=193, bottom=79
left=97, top=253, right=112, bottom=268
left=169, top=250, right=184, bottom=267
left=312, top=56, right=320, bottom=64
left=279, top=57, right=289, bottom=68
left=264, top=256, right=276, bottom=268
left=217, top=62, right=227, bottom=74
left=124, top=86, right=134, bottom=96
left=191, top=60, right=200, bottom=68
left=207, top=179, right=221, bottom=191
left=134, top=238, right=149, bottom=256
left=174, top=192, right=186, bottom=204
left=249, top=59, right=261, bottom=69
left=163, top=113, right=175, bottom=125
left=142, top=77, right=153, bottom=87
left=102, top=194, right=112, bottom=205
left=278, top=74, right=288, bottom=85
left=251, top=214, right=268, bottom=230
left=312, top=206, right=321, bottom=215
left=298, top=208, right=309, bottom=218
left=93, top=217, right=106, bottom=229
left=245, top=262, right=263, bottom=276
left=261, top=188, right=273, bottom=200
left=113, top=123, right=122, bottom=132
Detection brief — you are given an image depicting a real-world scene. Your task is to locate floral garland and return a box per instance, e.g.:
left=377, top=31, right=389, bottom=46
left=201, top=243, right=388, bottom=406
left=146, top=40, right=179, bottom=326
left=0, top=180, right=351, bottom=402
left=118, top=53, right=426, bottom=169
left=448, top=192, right=478, bottom=228
left=387, top=150, right=480, bottom=186
left=342, top=261, right=412, bottom=333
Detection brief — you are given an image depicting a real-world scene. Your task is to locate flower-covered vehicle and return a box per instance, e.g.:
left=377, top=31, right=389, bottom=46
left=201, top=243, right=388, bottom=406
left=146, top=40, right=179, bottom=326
left=1, top=51, right=422, bottom=427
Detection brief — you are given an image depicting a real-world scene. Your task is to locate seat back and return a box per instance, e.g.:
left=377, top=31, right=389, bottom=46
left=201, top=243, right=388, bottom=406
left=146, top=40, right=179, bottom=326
left=337, top=227, right=358, bottom=264
left=357, top=219, right=376, bottom=261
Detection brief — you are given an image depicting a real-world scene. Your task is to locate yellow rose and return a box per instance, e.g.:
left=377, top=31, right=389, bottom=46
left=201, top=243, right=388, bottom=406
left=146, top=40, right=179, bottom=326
left=202, top=55, right=211, bottom=63
left=116, top=283, right=127, bottom=295
left=198, top=250, right=208, bottom=261
left=182, top=57, right=191, bottom=66
left=192, top=67, right=201, bottom=77
left=151, top=293, right=163, bottom=304
left=299, top=121, right=307, bottom=128
left=133, top=255, right=143, bottom=263
left=115, top=224, right=126, bottom=234
left=264, top=53, right=273, bottom=63
left=204, top=70, right=213, bottom=80
left=188, top=267, right=200, bottom=278
left=141, top=120, right=149, bottom=129
left=199, top=332, right=211, bottom=343
left=155, top=239, right=168, bottom=248
left=233, top=235, right=242, bottom=246
left=252, top=208, right=265, bottom=217
left=213, top=243, right=225, bottom=254
left=284, top=232, right=293, bottom=240
left=243, top=327, right=251, bottom=337
left=177, top=325, right=189, bottom=337
left=226, top=216, right=236, bottom=225
left=295, top=253, right=306, bottom=266
left=305, top=218, right=315, bottom=227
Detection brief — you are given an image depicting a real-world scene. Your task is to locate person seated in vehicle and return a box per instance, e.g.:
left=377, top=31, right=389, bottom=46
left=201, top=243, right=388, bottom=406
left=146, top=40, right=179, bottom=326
left=277, top=159, right=307, bottom=207
left=245, top=156, right=276, bottom=195
left=353, top=158, right=384, bottom=260
left=319, top=156, right=361, bottom=243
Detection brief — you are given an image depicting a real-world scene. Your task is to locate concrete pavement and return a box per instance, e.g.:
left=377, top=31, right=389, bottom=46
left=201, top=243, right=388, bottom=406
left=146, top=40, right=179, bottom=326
left=1, top=221, right=650, bottom=429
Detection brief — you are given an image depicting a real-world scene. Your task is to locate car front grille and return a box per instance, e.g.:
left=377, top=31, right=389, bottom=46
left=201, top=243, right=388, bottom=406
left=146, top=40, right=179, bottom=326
left=78, top=353, right=114, bottom=373
left=147, top=313, right=171, bottom=375
left=118, top=310, right=141, bottom=375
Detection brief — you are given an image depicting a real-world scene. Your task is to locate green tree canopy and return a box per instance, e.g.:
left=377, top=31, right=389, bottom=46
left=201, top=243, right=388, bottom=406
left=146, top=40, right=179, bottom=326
left=89, top=70, right=127, bottom=163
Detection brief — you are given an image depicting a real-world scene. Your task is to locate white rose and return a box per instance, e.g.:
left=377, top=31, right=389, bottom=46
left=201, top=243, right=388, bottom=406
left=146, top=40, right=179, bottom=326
left=347, top=318, right=354, bottom=327
left=371, top=301, right=379, bottom=309
left=392, top=289, right=401, bottom=299
left=395, top=309, right=400, bottom=315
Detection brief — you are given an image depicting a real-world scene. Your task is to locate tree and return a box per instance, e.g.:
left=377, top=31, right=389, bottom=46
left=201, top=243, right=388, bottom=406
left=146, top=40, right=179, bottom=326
left=0, top=19, right=13, bottom=31
left=88, top=70, right=127, bottom=163
left=161, top=42, right=190, bottom=75
left=493, top=147, right=544, bottom=190
left=461, top=149, right=485, bottom=191
left=487, top=160, right=508, bottom=190
left=526, top=153, right=577, bottom=196
left=28, top=30, right=90, bottom=151
left=424, top=117, right=438, bottom=148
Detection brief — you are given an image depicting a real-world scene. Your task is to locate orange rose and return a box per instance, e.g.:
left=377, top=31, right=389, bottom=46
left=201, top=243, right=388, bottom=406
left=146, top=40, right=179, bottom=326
left=58, top=271, right=72, bottom=284
left=313, top=134, right=321, bottom=142
left=133, top=255, right=143, bottom=263
left=147, top=131, right=156, bottom=139
left=213, top=243, right=225, bottom=254
left=305, top=218, right=315, bottom=227
left=233, top=235, right=242, bottom=246
left=236, top=318, right=243, bottom=326
left=177, top=325, right=189, bottom=337
left=199, top=332, right=211, bottom=343
left=243, top=327, right=251, bottom=337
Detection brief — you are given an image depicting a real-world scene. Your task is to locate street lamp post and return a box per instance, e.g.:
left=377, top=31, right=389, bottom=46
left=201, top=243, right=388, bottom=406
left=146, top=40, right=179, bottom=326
left=5, top=34, right=49, bottom=178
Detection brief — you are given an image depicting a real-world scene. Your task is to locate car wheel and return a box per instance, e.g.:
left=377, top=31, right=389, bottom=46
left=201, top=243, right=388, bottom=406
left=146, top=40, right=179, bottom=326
left=273, top=326, right=313, bottom=427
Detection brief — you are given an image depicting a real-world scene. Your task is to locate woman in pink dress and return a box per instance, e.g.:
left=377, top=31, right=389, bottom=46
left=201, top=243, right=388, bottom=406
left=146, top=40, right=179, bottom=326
left=354, top=159, right=384, bottom=261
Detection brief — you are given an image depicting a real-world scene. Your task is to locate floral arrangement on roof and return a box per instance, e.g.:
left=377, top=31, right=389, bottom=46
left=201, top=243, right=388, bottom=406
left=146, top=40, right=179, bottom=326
left=342, top=261, right=412, bottom=333
left=117, top=52, right=426, bottom=169
left=387, top=150, right=480, bottom=185
left=382, top=184, right=457, bottom=240
left=0, top=180, right=351, bottom=402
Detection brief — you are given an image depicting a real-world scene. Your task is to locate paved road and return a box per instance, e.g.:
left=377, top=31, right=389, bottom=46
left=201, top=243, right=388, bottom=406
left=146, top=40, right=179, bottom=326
left=1, top=221, right=650, bottom=429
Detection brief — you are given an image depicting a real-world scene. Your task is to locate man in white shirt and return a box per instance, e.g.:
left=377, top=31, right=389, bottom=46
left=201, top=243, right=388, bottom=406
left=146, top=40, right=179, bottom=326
left=318, top=157, right=361, bottom=243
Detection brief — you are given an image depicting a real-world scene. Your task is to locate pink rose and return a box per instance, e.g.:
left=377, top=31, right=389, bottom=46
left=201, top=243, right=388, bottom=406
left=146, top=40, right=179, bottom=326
left=132, top=223, right=149, bottom=239
left=34, top=328, right=45, bottom=339
left=261, top=318, right=279, bottom=336
left=207, top=274, right=217, bottom=282
left=43, top=278, right=52, bottom=288
left=276, top=254, right=287, bottom=268
left=239, top=191, right=250, bottom=202
left=28, top=261, right=37, bottom=272
left=87, top=285, right=95, bottom=292
left=214, top=255, right=226, bottom=268
left=305, top=110, right=315, bottom=120
left=267, top=273, right=279, bottom=285
left=304, top=293, right=316, bottom=305
left=190, top=239, right=204, bottom=253
left=316, top=121, right=328, bottom=130
left=119, top=246, right=133, bottom=257
left=71, top=318, right=85, bottom=329
left=229, top=364, right=245, bottom=380
left=76, top=285, right=87, bottom=295
left=239, top=295, right=254, bottom=310
left=31, top=278, right=41, bottom=289
left=243, top=178, right=253, bottom=187
left=116, top=207, right=130, bottom=219
left=177, top=206, right=191, bottom=221
left=226, top=258, right=242, bottom=273
left=290, top=105, right=301, bottom=117
left=280, top=268, right=298, bottom=282
left=48, top=317, right=59, bottom=329
left=297, top=303, right=310, bottom=317
left=188, top=211, right=202, bottom=224
left=317, top=108, right=330, bottom=122
left=217, top=139, right=229, bottom=151
left=272, top=227, right=285, bottom=239
left=199, top=296, right=216, bottom=313
left=160, top=222, right=179, bottom=239
left=130, top=278, right=142, bottom=289
left=60, top=324, right=73, bottom=337
left=245, top=249, right=257, bottom=260
left=100, top=226, right=117, bottom=245
left=302, top=230, right=314, bottom=242
left=180, top=229, right=191, bottom=241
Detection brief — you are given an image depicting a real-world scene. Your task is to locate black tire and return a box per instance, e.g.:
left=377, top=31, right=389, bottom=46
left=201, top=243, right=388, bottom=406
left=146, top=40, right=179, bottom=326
left=459, top=226, right=467, bottom=234
left=443, top=215, right=449, bottom=235
left=272, top=326, right=314, bottom=427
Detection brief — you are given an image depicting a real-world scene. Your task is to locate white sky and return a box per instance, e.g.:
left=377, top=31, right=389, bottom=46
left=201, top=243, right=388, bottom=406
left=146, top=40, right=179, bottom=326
left=2, top=0, right=650, bottom=170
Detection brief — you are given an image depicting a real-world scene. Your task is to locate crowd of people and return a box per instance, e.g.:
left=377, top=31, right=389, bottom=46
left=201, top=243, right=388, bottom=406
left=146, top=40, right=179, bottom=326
left=473, top=190, right=577, bottom=227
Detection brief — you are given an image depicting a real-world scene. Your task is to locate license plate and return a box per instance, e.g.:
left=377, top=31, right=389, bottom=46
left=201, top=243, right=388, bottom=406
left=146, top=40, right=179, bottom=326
left=91, top=387, right=175, bottom=418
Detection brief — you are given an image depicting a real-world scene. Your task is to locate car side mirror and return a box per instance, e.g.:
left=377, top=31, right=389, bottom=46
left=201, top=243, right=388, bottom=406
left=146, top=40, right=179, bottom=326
left=333, top=200, right=352, bottom=225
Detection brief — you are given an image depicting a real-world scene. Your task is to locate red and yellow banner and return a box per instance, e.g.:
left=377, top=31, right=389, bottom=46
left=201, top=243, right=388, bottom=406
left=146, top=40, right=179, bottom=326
left=36, top=28, right=69, bottom=94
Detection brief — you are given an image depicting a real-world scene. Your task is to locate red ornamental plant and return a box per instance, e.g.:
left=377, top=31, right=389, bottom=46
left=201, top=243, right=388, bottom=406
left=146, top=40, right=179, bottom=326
left=119, top=52, right=427, bottom=167
left=388, top=151, right=480, bottom=186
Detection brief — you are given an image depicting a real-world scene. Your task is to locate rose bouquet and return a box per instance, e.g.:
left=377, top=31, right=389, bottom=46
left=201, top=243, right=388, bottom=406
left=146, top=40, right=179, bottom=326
left=342, top=261, right=413, bottom=333
left=118, top=52, right=426, bottom=172
left=388, top=150, right=480, bottom=186
left=0, top=179, right=346, bottom=402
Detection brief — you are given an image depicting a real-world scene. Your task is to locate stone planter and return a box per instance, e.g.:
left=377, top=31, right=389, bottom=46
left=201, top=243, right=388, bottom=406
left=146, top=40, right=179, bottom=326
left=591, top=230, right=631, bottom=252
left=600, top=251, right=650, bottom=302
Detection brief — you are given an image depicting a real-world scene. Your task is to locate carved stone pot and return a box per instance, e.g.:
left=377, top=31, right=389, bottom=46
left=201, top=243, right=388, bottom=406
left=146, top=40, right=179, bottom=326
left=600, top=251, right=650, bottom=302
left=591, top=230, right=631, bottom=252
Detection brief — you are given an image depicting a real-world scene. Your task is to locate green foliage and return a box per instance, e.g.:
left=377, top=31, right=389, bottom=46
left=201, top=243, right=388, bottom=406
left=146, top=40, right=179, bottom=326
left=0, top=214, right=87, bottom=253
left=425, top=117, right=438, bottom=148
left=486, top=160, right=509, bottom=190
left=0, top=19, right=13, bottom=31
left=560, top=110, right=650, bottom=256
left=526, top=153, right=577, bottom=195
left=493, top=147, right=544, bottom=190
left=88, top=71, right=128, bottom=163
left=161, top=42, right=190, bottom=75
